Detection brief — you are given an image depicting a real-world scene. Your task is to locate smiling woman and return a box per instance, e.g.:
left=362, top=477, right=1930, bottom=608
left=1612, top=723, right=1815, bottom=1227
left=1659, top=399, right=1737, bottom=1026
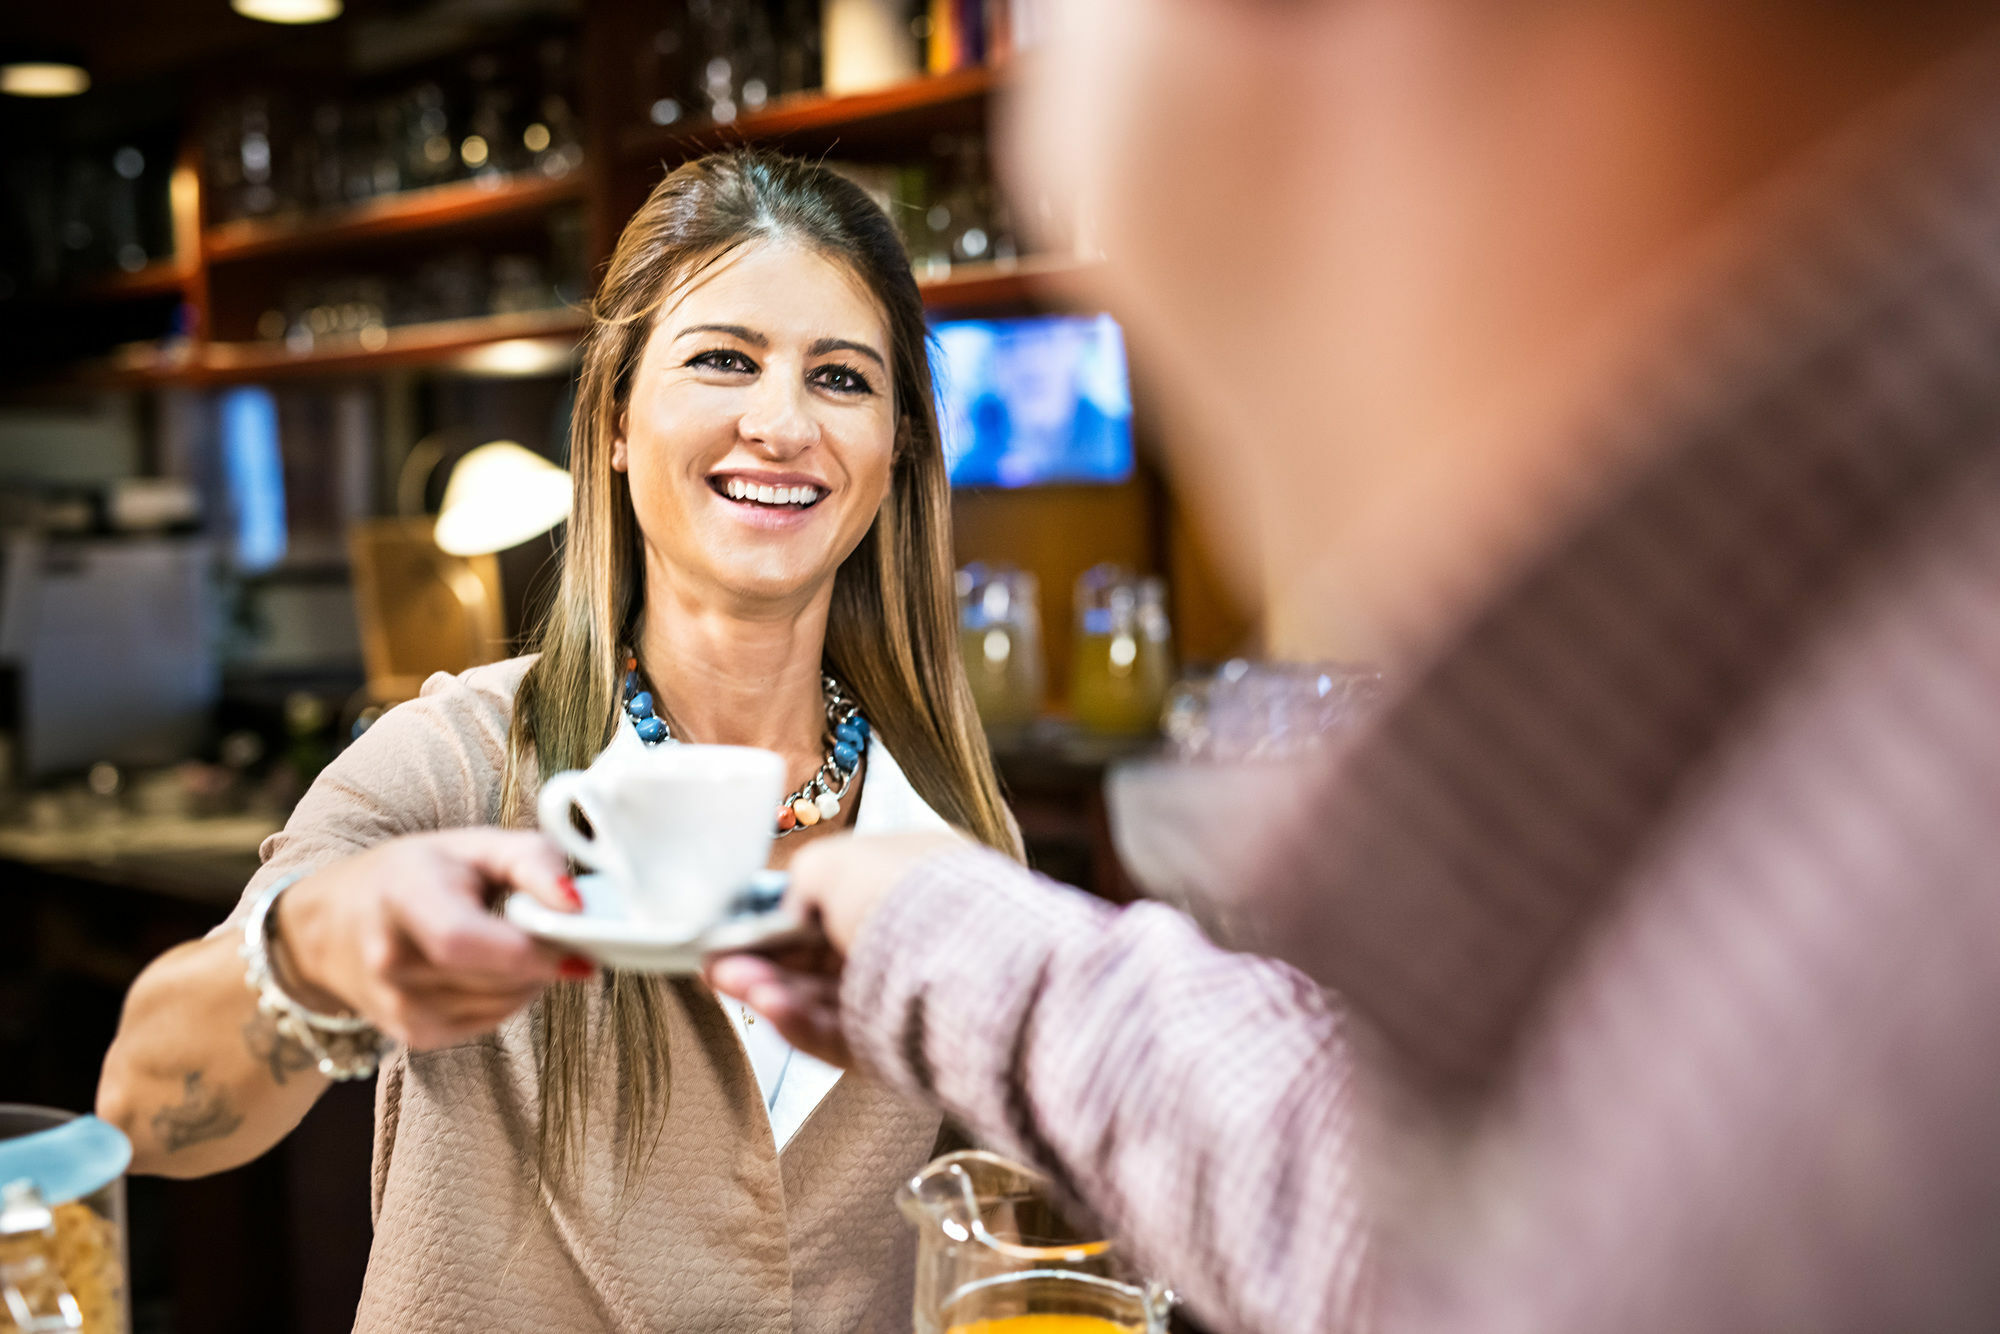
left=615, top=241, right=898, bottom=603
left=95, top=150, right=1019, bottom=1334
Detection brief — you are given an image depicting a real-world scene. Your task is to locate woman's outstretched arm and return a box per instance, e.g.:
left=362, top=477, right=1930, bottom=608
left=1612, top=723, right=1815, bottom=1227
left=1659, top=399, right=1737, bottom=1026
left=99, top=829, right=579, bottom=1177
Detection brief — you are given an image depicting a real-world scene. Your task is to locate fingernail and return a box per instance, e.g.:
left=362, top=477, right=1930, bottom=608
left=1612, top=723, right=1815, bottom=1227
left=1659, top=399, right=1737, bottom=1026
left=557, top=874, right=581, bottom=910
left=559, top=955, right=595, bottom=981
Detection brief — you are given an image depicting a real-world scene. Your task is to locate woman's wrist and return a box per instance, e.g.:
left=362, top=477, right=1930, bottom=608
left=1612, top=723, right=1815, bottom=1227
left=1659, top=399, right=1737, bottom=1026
left=266, top=873, right=359, bottom=1017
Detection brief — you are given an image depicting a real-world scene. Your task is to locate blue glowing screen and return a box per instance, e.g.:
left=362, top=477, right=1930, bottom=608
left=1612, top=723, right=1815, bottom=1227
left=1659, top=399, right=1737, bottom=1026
left=930, top=313, right=1134, bottom=488
left=219, top=386, right=287, bottom=572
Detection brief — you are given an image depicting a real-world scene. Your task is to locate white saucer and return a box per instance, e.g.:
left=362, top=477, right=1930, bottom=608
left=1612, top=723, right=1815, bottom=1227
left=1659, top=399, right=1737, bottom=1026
left=504, top=870, right=806, bottom=974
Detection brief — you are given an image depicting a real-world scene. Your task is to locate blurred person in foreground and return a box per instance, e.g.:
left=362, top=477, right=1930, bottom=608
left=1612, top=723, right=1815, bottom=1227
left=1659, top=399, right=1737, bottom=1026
left=714, top=3, right=2000, bottom=1332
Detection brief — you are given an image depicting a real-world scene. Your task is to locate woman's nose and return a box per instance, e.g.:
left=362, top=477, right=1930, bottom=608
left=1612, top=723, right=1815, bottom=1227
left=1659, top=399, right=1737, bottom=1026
left=737, top=375, right=819, bottom=457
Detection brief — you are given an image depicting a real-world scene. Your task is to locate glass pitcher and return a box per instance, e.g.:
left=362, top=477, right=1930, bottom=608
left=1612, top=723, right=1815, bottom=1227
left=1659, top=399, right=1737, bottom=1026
left=0, top=1107, right=132, bottom=1334
left=900, top=1150, right=1172, bottom=1334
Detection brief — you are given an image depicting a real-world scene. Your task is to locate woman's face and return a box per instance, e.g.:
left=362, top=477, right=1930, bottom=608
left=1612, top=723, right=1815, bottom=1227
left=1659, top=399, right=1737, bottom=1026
left=614, top=239, right=897, bottom=611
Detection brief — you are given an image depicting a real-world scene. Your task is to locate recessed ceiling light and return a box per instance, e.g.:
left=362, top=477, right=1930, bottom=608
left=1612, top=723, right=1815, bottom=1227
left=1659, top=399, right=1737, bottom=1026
left=0, top=62, right=90, bottom=98
left=231, top=0, right=343, bottom=24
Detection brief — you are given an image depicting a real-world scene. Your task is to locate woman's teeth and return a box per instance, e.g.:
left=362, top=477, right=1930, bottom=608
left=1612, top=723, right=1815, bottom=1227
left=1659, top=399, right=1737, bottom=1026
left=720, top=477, right=822, bottom=508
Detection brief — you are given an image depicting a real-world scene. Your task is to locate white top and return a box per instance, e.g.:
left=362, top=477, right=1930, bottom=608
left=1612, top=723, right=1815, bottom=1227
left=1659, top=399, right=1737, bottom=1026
left=602, top=718, right=952, bottom=1149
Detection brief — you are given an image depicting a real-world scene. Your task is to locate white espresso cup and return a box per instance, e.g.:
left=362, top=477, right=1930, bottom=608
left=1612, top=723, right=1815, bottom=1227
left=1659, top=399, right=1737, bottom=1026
left=537, top=742, right=786, bottom=938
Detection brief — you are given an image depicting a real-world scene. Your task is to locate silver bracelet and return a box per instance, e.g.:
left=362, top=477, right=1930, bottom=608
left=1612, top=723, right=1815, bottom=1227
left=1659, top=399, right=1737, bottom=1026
left=240, top=871, right=389, bottom=1081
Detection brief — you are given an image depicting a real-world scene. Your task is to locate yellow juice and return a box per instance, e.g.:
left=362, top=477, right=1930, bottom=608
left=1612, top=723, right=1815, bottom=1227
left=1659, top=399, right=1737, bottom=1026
left=946, top=1318, right=1139, bottom=1334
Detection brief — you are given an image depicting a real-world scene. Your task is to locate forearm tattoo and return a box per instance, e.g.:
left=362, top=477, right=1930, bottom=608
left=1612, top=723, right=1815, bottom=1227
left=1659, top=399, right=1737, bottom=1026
left=150, top=1071, right=244, bottom=1153
left=242, top=1012, right=315, bottom=1086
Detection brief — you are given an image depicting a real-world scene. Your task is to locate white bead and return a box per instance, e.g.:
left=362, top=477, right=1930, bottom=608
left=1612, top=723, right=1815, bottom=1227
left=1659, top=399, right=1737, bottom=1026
left=815, top=791, right=841, bottom=820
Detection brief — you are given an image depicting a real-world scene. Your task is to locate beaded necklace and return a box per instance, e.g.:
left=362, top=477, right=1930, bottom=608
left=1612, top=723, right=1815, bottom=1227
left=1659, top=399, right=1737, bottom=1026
left=620, top=651, right=869, bottom=838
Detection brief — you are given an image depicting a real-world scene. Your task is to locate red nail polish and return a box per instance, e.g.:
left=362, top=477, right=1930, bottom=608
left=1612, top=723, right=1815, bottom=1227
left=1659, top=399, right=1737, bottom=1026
left=559, top=955, right=595, bottom=981
left=557, top=874, right=581, bottom=909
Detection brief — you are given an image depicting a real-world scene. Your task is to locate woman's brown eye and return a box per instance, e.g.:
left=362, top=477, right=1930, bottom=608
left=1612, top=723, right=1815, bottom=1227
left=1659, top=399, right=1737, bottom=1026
left=690, top=350, right=754, bottom=373
left=816, top=365, right=871, bottom=394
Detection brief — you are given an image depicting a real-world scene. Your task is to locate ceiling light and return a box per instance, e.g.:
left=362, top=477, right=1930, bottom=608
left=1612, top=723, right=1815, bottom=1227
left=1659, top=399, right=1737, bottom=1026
left=231, top=0, right=343, bottom=25
left=0, top=62, right=90, bottom=98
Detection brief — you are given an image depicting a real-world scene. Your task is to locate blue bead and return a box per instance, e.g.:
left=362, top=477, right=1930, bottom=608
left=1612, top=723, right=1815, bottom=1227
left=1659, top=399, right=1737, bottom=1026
left=852, top=716, right=870, bottom=739
left=834, top=721, right=863, bottom=747
left=833, top=741, right=860, bottom=771
left=636, top=716, right=668, bottom=743
left=623, top=671, right=637, bottom=695
left=626, top=691, right=654, bottom=719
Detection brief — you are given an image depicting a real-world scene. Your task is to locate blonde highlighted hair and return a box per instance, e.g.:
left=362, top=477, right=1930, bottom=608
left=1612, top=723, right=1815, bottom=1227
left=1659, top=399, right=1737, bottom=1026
left=501, top=150, right=1018, bottom=1187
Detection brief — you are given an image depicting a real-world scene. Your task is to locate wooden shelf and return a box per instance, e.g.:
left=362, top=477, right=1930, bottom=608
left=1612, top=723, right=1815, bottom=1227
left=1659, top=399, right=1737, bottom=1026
left=204, top=172, right=587, bottom=264
left=60, top=306, right=586, bottom=388
left=620, top=64, right=1001, bottom=164
left=79, top=261, right=184, bottom=301
left=54, top=260, right=1092, bottom=390
left=918, top=257, right=1104, bottom=315
left=200, top=305, right=587, bottom=381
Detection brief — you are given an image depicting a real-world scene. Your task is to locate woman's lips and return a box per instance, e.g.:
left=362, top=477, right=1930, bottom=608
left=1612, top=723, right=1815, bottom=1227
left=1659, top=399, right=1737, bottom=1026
left=710, top=475, right=826, bottom=509
left=705, top=475, right=828, bottom=529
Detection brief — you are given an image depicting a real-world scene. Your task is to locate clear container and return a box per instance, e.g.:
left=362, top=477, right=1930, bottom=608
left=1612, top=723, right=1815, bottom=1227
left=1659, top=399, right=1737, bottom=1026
left=957, top=564, right=1045, bottom=737
left=901, top=1150, right=1172, bottom=1334
left=1160, top=658, right=1383, bottom=763
left=0, top=1107, right=131, bottom=1334
left=1069, top=566, right=1172, bottom=737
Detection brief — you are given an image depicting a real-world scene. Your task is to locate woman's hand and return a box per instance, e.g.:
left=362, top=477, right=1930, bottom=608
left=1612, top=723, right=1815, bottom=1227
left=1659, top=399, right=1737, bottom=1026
left=707, top=831, right=965, bottom=1066
left=275, top=829, right=588, bottom=1051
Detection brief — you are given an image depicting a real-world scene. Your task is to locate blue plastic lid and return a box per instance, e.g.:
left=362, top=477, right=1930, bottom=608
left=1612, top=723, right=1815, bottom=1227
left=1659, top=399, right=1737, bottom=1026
left=0, top=1116, right=132, bottom=1207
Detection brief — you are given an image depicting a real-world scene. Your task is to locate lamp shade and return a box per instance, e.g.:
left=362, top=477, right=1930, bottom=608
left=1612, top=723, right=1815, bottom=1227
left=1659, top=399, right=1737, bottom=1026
left=433, top=441, right=572, bottom=556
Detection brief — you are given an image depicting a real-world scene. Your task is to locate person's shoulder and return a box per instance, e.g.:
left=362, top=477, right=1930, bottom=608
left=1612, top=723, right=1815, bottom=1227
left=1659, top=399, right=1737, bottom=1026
left=406, top=654, right=538, bottom=734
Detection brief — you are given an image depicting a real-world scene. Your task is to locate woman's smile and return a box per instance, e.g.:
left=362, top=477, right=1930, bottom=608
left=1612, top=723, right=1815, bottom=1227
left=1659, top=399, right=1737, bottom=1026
left=706, top=468, right=832, bottom=528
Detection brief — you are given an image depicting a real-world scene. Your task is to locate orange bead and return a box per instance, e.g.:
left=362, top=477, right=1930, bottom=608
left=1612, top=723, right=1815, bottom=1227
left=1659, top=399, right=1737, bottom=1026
left=776, top=806, right=797, bottom=832
left=626, top=656, right=637, bottom=671
left=792, top=797, right=821, bottom=827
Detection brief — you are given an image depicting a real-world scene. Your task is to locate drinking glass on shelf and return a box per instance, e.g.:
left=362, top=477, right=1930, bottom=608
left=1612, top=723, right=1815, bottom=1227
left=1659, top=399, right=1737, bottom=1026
left=956, top=563, right=1044, bottom=737
left=1160, top=658, right=1384, bottom=763
left=1107, top=658, right=1384, bottom=948
left=1070, top=564, right=1172, bottom=736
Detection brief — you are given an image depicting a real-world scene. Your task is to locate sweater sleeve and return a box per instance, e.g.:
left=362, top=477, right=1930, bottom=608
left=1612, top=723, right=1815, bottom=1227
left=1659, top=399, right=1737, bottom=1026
left=839, top=846, right=1373, bottom=1334
left=212, top=659, right=528, bottom=935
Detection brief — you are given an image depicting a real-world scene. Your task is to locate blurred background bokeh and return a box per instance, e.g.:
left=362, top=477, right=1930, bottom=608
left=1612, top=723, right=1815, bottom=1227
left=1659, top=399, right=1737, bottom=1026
left=0, top=2, right=1273, bottom=1328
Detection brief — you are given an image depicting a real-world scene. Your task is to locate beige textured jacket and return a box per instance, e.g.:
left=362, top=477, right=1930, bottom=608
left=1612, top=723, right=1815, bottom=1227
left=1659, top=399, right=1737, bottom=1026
left=226, top=656, right=943, bottom=1332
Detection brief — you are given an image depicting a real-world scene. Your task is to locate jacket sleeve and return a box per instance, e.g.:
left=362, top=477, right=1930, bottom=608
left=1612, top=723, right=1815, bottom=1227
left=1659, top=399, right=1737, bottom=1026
left=211, top=664, right=522, bottom=935
left=839, top=846, right=1373, bottom=1334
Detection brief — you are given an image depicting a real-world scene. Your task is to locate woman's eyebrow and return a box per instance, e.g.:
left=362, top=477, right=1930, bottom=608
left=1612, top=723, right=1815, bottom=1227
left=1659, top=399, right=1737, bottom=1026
left=674, top=322, right=766, bottom=345
left=808, top=336, right=886, bottom=370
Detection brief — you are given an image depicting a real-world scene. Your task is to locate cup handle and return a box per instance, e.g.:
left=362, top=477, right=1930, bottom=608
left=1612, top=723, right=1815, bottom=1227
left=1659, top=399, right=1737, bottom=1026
left=537, top=770, right=604, bottom=871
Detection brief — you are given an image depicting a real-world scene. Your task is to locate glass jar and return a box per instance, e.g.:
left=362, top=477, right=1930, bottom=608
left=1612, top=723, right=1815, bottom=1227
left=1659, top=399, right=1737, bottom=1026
left=0, top=1107, right=132, bottom=1333
left=1069, top=566, right=1172, bottom=736
left=901, top=1151, right=1172, bottom=1334
left=957, top=564, right=1044, bottom=737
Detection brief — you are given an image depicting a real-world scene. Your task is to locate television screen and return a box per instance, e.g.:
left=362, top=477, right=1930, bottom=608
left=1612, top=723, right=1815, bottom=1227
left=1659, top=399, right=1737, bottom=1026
left=930, top=313, right=1134, bottom=488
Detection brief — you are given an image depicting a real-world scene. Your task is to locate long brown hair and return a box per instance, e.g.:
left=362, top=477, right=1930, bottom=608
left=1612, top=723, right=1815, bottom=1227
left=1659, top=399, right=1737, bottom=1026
left=502, top=150, right=1018, bottom=1187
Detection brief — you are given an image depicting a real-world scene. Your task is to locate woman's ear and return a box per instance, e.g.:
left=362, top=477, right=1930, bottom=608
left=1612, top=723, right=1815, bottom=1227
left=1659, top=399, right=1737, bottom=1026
left=610, top=408, right=630, bottom=472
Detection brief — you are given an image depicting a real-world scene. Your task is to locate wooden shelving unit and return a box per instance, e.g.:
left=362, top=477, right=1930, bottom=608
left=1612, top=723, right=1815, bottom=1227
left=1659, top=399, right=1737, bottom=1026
left=204, top=172, right=587, bottom=264
left=19, top=52, right=1091, bottom=391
